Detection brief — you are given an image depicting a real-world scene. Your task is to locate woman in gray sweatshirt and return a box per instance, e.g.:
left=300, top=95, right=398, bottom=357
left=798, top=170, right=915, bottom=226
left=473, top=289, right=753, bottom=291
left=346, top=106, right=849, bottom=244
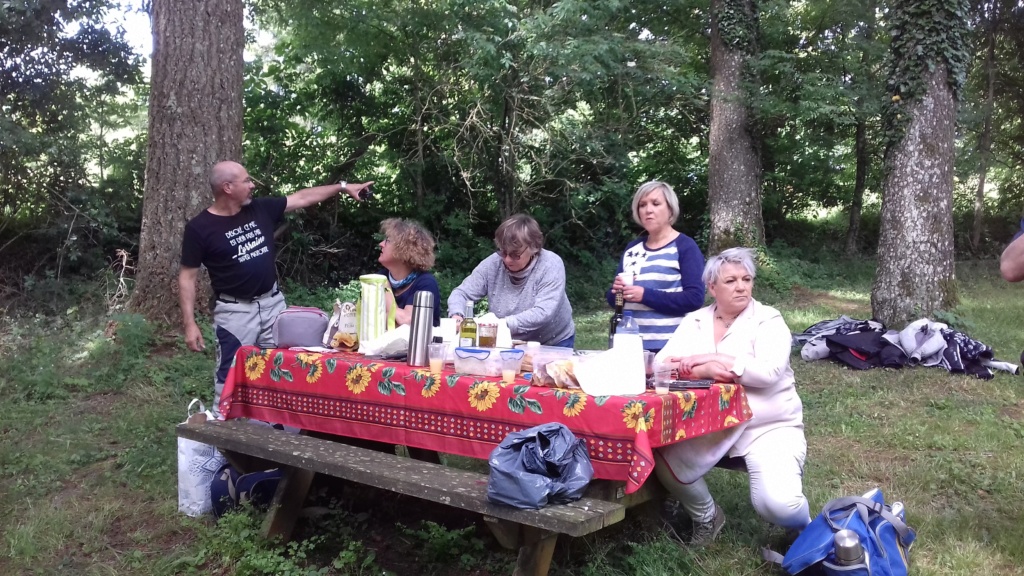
left=447, top=214, right=575, bottom=347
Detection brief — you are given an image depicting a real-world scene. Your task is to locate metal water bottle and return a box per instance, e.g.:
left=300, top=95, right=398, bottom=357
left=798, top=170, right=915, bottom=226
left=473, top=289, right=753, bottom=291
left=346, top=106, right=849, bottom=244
left=833, top=529, right=865, bottom=566
left=407, top=291, right=434, bottom=367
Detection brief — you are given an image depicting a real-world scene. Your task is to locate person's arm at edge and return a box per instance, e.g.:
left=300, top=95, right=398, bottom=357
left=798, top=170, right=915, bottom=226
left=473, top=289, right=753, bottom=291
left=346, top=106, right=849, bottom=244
left=1000, top=234, right=1024, bottom=282
left=285, top=181, right=374, bottom=213
left=639, top=235, right=705, bottom=315
left=178, top=266, right=205, bottom=352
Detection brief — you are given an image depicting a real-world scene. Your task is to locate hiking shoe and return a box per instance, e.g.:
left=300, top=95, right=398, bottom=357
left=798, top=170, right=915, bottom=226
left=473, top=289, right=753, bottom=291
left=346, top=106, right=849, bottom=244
left=690, top=505, right=726, bottom=546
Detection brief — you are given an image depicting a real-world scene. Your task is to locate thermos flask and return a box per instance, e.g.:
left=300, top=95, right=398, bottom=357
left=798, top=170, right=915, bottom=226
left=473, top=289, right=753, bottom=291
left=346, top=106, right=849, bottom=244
left=407, top=290, right=434, bottom=367
left=833, top=529, right=865, bottom=566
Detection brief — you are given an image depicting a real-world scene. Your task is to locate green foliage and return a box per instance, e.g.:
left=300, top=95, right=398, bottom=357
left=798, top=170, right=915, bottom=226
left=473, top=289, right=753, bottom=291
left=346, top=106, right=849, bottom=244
left=717, top=0, right=759, bottom=51
left=883, top=0, right=971, bottom=149
left=397, top=521, right=485, bottom=570
left=1, top=1, right=146, bottom=285
left=185, top=508, right=329, bottom=576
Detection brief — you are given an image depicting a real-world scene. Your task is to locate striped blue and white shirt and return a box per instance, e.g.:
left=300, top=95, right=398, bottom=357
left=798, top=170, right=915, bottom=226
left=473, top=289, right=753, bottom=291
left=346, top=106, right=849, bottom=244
left=606, top=234, right=705, bottom=352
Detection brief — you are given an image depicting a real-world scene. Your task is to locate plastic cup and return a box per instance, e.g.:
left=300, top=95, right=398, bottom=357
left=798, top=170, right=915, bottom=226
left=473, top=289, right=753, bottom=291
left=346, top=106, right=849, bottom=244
left=653, top=362, right=672, bottom=394
left=643, top=351, right=655, bottom=377
left=617, top=272, right=634, bottom=286
left=501, top=356, right=520, bottom=383
left=428, top=343, right=447, bottom=375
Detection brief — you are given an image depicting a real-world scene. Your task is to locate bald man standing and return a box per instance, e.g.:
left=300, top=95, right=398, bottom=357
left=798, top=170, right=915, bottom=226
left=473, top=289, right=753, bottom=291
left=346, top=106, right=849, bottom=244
left=178, top=161, right=373, bottom=415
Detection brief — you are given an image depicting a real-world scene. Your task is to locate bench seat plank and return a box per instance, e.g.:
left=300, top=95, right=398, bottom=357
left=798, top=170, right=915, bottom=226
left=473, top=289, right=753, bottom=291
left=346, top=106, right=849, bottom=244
left=177, top=420, right=624, bottom=538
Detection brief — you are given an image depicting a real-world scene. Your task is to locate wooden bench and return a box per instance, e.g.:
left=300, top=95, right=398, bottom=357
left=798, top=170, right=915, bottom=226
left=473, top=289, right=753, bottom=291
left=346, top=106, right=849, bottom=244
left=177, top=419, right=627, bottom=576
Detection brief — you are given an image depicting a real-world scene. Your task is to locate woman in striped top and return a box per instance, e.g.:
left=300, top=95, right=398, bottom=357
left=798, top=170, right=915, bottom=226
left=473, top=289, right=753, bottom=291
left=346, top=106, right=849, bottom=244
left=606, top=181, right=706, bottom=352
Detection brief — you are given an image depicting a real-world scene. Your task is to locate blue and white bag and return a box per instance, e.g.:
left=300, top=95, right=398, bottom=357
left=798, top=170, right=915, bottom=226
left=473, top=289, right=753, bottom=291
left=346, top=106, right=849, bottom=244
left=782, top=488, right=916, bottom=576
left=177, top=399, right=227, bottom=517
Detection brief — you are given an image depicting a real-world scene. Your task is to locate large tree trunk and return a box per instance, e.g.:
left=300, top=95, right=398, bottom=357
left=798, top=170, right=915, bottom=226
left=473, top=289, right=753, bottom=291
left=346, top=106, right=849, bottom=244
left=129, top=0, right=245, bottom=322
left=971, top=3, right=999, bottom=252
left=871, top=66, right=958, bottom=326
left=707, top=0, right=764, bottom=254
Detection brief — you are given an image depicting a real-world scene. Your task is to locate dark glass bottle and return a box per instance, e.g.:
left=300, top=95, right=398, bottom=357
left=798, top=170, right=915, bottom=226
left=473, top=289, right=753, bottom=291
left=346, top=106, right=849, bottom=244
left=608, top=290, right=624, bottom=349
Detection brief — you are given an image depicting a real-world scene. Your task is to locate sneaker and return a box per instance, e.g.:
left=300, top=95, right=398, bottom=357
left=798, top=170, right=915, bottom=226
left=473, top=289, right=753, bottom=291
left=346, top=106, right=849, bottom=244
left=690, top=505, right=726, bottom=546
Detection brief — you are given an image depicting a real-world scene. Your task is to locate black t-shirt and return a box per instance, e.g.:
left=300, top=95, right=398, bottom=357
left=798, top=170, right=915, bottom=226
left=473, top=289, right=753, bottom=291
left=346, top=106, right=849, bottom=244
left=384, top=270, right=442, bottom=327
left=181, top=197, right=287, bottom=299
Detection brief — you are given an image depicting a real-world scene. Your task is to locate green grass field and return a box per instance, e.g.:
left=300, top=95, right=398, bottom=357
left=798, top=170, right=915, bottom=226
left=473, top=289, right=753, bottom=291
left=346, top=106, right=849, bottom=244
left=1, top=258, right=1023, bottom=575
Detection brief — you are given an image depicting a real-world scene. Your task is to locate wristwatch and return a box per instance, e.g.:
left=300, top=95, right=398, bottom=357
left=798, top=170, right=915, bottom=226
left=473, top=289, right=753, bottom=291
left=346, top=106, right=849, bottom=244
left=338, top=180, right=347, bottom=191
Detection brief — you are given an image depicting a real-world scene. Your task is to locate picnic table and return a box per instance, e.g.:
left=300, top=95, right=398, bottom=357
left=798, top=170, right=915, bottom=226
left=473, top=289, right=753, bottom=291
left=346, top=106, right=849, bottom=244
left=218, top=346, right=752, bottom=494
left=181, top=346, right=753, bottom=575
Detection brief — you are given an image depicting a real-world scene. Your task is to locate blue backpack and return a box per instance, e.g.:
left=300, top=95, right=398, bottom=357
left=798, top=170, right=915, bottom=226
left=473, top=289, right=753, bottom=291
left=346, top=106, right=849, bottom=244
left=781, top=488, right=916, bottom=576
left=210, top=463, right=283, bottom=518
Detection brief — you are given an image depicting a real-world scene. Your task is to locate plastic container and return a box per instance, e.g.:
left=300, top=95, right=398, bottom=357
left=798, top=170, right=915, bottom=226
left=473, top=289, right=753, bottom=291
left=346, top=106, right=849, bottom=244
left=516, top=345, right=574, bottom=380
left=453, top=347, right=525, bottom=377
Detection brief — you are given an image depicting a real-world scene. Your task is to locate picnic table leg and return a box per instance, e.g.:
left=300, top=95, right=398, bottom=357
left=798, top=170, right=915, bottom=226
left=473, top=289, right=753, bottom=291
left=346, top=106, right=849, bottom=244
left=513, top=526, right=558, bottom=576
left=483, top=515, right=521, bottom=549
left=261, top=466, right=316, bottom=541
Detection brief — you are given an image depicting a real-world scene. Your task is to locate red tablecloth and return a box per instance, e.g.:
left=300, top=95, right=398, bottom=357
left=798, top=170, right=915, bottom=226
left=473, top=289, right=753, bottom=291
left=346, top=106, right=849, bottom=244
left=220, top=347, right=752, bottom=494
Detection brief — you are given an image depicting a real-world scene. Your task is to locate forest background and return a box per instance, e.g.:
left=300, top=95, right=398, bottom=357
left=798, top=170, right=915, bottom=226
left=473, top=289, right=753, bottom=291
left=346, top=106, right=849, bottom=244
left=3, top=0, right=1023, bottom=320
left=4, top=0, right=1024, bottom=574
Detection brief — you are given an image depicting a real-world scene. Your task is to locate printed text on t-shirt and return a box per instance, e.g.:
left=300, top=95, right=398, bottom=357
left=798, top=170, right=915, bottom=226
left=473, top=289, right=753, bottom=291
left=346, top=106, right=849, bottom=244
left=226, top=221, right=270, bottom=263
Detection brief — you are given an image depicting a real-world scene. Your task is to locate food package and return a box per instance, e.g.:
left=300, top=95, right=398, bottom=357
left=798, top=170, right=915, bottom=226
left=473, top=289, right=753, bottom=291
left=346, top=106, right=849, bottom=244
left=323, top=300, right=358, bottom=350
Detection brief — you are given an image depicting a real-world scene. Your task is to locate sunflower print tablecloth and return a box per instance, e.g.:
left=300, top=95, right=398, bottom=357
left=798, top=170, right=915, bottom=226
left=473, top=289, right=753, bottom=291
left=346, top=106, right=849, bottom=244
left=220, top=347, right=753, bottom=494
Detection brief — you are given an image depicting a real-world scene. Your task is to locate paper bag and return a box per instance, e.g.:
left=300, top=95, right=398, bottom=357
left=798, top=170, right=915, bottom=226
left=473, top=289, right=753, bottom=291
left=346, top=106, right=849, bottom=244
left=573, top=344, right=645, bottom=396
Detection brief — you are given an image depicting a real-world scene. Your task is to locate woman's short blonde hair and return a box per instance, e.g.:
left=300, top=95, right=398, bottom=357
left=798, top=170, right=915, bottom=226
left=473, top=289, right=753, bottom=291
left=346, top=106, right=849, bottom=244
left=631, top=181, right=680, bottom=226
left=494, top=214, right=544, bottom=255
left=381, top=218, right=435, bottom=271
left=702, top=247, right=757, bottom=285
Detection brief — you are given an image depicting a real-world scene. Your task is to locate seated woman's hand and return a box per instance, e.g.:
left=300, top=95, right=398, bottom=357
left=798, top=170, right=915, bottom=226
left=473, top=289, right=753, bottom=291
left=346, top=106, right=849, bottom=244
left=674, top=353, right=718, bottom=376
left=691, top=361, right=734, bottom=382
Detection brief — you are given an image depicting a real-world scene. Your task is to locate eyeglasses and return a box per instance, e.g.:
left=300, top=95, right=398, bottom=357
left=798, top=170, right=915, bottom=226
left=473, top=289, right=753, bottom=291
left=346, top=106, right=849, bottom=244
left=229, top=177, right=254, bottom=184
left=497, top=249, right=525, bottom=261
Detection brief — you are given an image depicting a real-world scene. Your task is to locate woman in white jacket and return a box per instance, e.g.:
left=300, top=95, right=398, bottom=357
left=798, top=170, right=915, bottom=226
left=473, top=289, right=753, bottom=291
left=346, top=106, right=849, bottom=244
left=654, top=247, right=810, bottom=545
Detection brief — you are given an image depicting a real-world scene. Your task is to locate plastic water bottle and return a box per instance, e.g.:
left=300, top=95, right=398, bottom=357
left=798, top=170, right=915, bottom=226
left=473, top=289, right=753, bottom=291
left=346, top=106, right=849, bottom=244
left=613, top=312, right=640, bottom=347
left=833, top=529, right=865, bottom=566
left=609, top=311, right=645, bottom=394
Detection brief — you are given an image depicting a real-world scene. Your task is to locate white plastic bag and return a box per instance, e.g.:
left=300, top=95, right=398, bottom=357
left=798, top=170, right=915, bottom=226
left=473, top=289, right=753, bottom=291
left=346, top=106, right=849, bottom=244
left=358, top=324, right=410, bottom=356
left=177, top=399, right=227, bottom=517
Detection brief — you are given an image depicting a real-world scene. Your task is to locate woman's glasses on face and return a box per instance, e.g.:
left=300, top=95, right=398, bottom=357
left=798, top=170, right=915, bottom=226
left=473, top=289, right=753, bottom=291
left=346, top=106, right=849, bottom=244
left=497, top=249, right=524, bottom=261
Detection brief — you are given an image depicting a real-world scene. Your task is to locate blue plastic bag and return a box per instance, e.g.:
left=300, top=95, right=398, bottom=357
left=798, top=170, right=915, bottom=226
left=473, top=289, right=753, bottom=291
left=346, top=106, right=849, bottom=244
left=783, top=488, right=916, bottom=576
left=486, top=423, right=594, bottom=509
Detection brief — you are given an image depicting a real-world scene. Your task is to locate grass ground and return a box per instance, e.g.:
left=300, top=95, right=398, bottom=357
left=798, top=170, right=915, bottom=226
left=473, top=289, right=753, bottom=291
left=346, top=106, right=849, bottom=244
left=1, top=257, right=1023, bottom=575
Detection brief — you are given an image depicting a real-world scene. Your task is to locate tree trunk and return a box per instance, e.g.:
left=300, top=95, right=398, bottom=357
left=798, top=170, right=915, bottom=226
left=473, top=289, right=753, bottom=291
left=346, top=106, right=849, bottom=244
left=871, top=65, right=958, bottom=326
left=844, top=116, right=867, bottom=256
left=129, top=0, right=245, bottom=322
left=496, top=91, right=518, bottom=220
left=844, top=15, right=875, bottom=257
left=707, top=0, right=764, bottom=254
left=971, top=3, right=998, bottom=252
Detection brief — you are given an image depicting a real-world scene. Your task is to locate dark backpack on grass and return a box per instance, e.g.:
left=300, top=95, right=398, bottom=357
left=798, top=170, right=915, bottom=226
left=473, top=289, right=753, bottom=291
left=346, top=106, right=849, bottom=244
left=210, top=463, right=282, bottom=518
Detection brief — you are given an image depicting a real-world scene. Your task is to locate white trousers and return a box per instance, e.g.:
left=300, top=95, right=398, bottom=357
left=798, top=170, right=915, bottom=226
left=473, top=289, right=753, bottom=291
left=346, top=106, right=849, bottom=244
left=655, top=426, right=811, bottom=529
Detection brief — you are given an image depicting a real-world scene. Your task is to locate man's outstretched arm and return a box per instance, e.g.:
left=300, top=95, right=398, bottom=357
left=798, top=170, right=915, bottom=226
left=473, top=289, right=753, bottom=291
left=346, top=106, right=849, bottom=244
left=285, top=181, right=374, bottom=213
